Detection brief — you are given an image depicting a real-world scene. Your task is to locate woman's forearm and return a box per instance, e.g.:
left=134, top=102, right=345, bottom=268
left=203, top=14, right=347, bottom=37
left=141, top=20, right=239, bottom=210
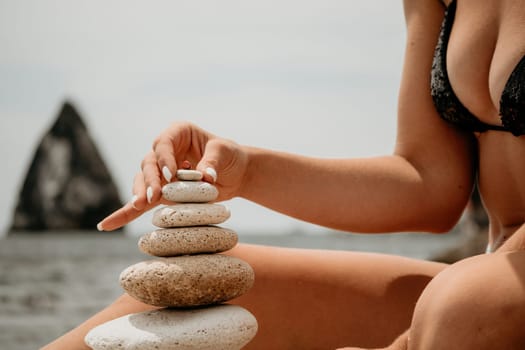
left=239, top=146, right=467, bottom=233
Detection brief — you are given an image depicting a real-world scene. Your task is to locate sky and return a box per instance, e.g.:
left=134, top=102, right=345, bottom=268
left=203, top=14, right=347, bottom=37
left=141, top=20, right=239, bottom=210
left=0, top=0, right=406, bottom=236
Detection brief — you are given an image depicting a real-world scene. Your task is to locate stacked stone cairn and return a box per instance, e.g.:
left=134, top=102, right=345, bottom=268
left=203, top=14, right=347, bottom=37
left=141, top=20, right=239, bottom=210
left=85, top=170, right=258, bottom=350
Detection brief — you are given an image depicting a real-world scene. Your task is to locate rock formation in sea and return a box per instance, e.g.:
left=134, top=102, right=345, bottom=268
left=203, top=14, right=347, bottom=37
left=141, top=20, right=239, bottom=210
left=10, top=101, right=123, bottom=232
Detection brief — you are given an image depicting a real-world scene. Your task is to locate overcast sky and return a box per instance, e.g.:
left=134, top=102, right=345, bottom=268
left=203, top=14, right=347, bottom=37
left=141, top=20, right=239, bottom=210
left=0, top=0, right=406, bottom=236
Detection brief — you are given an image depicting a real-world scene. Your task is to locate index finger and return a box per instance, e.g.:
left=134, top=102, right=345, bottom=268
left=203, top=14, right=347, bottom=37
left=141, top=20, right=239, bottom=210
left=97, top=196, right=174, bottom=231
left=154, top=137, right=178, bottom=183
left=96, top=202, right=145, bottom=231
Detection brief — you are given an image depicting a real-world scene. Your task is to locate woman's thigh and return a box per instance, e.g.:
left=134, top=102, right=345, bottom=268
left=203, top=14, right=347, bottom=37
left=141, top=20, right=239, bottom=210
left=225, top=243, right=446, bottom=349
left=409, top=251, right=525, bottom=350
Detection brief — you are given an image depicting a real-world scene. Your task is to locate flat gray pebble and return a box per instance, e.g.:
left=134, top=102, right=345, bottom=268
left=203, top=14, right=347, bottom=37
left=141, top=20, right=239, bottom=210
left=119, top=255, right=254, bottom=307
left=162, top=181, right=218, bottom=203
left=138, top=226, right=238, bottom=257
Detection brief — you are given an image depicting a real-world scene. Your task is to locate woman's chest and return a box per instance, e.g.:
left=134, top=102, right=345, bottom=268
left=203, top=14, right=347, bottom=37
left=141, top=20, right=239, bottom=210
left=446, top=0, right=525, bottom=123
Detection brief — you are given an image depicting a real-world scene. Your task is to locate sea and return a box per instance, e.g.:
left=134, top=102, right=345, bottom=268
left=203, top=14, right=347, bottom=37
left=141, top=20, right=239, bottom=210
left=0, top=229, right=463, bottom=350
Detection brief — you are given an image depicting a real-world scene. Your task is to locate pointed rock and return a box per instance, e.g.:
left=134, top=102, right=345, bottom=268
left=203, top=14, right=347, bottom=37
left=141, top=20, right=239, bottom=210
left=10, top=101, right=123, bottom=232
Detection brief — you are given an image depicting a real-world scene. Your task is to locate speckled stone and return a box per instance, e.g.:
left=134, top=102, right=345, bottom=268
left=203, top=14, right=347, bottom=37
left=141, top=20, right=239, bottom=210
left=120, top=255, right=254, bottom=307
left=176, top=169, right=203, bottom=181
left=138, top=226, right=238, bottom=257
left=152, top=204, right=230, bottom=228
left=162, top=181, right=218, bottom=203
left=84, top=305, right=258, bottom=350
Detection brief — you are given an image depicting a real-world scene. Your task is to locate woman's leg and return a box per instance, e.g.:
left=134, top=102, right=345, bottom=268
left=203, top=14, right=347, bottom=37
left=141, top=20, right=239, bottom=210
left=226, top=244, right=445, bottom=349
left=409, top=250, right=525, bottom=349
left=42, top=243, right=446, bottom=350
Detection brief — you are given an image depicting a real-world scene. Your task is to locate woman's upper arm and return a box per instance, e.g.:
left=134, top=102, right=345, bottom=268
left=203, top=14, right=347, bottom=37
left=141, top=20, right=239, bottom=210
left=395, top=0, right=476, bottom=219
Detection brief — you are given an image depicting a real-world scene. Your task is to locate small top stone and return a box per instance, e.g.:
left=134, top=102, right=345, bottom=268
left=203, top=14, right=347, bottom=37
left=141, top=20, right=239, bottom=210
left=176, top=169, right=203, bottom=181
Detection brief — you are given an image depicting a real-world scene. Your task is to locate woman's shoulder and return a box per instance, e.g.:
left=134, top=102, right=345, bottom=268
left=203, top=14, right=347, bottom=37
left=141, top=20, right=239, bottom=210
left=403, top=0, right=447, bottom=12
left=402, top=0, right=446, bottom=29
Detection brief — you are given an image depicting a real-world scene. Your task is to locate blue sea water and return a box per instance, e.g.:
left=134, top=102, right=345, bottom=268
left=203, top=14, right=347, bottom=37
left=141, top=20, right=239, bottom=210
left=0, top=230, right=462, bottom=350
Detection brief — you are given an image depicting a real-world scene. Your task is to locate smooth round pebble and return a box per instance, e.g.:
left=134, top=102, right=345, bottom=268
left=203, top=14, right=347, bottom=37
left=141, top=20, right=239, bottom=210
left=162, top=181, right=218, bottom=203
left=176, top=169, right=203, bottom=181
left=120, top=255, right=254, bottom=307
left=139, top=226, right=238, bottom=257
left=84, top=304, right=258, bottom=350
left=152, top=204, right=230, bottom=228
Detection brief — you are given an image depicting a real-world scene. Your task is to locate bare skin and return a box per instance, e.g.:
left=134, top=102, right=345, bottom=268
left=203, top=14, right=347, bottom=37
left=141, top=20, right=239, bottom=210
left=43, top=0, right=525, bottom=349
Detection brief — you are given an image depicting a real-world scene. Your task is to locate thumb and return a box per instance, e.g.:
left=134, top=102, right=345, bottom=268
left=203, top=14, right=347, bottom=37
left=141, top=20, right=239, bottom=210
left=196, top=138, right=247, bottom=201
left=195, top=139, right=231, bottom=184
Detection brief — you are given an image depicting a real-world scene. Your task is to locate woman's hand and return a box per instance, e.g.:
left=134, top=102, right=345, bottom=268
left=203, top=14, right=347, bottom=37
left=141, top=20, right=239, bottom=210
left=97, top=121, right=249, bottom=231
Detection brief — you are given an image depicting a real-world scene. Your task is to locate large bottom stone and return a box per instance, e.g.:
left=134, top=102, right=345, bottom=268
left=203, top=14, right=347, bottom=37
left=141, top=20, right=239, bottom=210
left=120, top=255, right=254, bottom=307
left=84, top=304, right=258, bottom=350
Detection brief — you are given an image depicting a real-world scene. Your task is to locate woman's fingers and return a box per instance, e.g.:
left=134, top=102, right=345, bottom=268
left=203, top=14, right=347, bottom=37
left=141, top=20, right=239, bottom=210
left=154, top=126, right=210, bottom=181
left=97, top=171, right=151, bottom=231
left=153, top=122, right=212, bottom=181
left=97, top=149, right=167, bottom=231
left=97, top=122, right=234, bottom=231
left=154, top=135, right=177, bottom=183
left=141, top=150, right=163, bottom=204
left=97, top=173, right=175, bottom=231
left=131, top=171, right=147, bottom=210
left=97, top=202, right=144, bottom=231
left=96, top=198, right=173, bottom=231
left=98, top=193, right=176, bottom=231
left=196, top=138, right=244, bottom=190
left=196, top=139, right=226, bottom=183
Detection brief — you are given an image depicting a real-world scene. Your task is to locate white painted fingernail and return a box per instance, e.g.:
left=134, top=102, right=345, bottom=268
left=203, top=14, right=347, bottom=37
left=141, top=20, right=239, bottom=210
left=146, top=186, right=153, bottom=203
left=205, top=167, right=217, bottom=182
left=162, top=166, right=173, bottom=182
left=96, top=222, right=104, bottom=231
left=130, top=195, right=138, bottom=209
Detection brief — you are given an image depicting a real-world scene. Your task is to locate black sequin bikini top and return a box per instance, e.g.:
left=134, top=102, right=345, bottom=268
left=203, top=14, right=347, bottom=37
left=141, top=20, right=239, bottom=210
left=431, top=0, right=525, bottom=136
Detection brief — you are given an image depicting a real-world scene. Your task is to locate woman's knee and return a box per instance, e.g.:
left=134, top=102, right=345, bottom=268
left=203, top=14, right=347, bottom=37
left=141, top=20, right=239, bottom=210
left=408, top=252, right=525, bottom=349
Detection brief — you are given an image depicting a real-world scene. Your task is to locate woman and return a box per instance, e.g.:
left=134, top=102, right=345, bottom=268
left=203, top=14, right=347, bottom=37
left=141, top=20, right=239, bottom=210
left=43, top=0, right=525, bottom=348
